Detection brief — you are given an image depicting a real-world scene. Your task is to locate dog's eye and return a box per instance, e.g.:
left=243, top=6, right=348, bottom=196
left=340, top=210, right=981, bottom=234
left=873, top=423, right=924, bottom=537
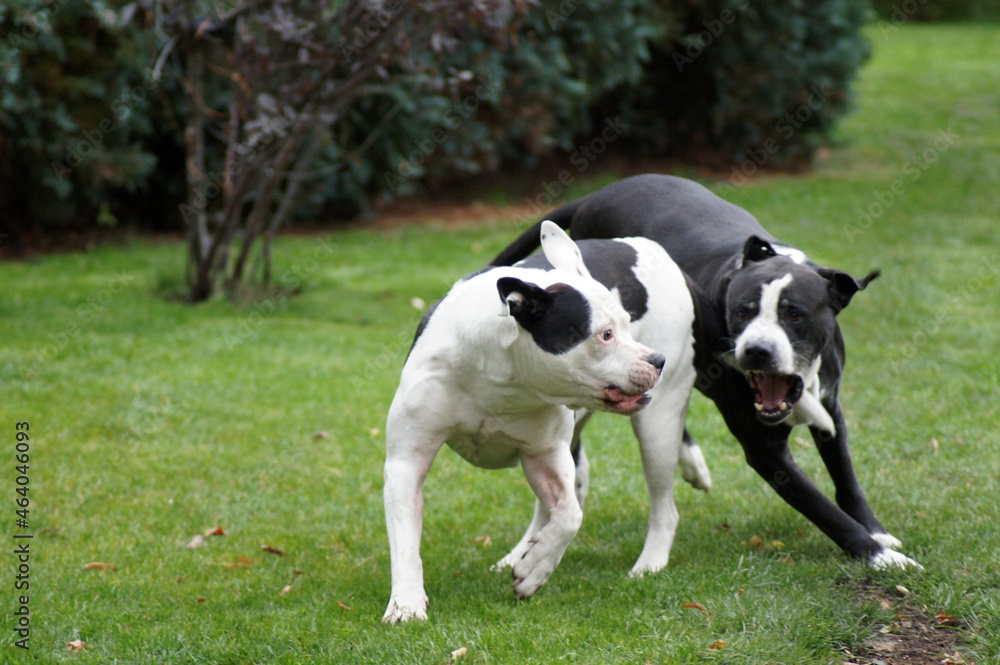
left=735, top=308, right=753, bottom=322
left=786, top=309, right=804, bottom=323
left=599, top=329, right=614, bottom=342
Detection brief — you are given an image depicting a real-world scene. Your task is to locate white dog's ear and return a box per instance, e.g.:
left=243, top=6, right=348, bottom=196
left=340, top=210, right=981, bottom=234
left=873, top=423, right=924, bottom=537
left=540, top=221, right=591, bottom=278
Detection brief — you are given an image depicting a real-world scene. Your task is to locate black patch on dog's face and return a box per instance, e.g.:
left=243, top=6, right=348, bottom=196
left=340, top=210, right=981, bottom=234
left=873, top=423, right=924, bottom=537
left=497, top=278, right=592, bottom=355
left=517, top=239, right=648, bottom=321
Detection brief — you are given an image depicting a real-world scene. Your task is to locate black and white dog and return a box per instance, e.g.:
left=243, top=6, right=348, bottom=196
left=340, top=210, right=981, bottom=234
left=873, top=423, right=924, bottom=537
left=384, top=222, right=706, bottom=623
left=492, top=174, right=920, bottom=569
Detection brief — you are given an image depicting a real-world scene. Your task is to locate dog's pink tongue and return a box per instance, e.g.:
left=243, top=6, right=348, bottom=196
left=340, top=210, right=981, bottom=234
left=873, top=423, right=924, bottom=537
left=606, top=388, right=645, bottom=411
left=757, top=374, right=791, bottom=409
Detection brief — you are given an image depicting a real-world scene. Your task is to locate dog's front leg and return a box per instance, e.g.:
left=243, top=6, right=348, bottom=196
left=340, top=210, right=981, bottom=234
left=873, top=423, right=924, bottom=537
left=512, top=445, right=582, bottom=599
left=810, top=400, right=900, bottom=549
left=628, top=393, right=688, bottom=577
left=382, top=442, right=441, bottom=624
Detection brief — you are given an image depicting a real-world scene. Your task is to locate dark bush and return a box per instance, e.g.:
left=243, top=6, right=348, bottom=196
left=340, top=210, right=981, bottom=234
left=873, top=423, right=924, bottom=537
left=1, top=0, right=876, bottom=245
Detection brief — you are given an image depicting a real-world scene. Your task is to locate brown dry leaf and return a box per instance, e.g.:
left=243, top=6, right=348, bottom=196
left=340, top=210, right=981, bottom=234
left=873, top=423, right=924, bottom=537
left=312, top=431, right=330, bottom=440
left=279, top=585, right=293, bottom=596
left=196, top=597, right=207, bottom=604
left=83, top=562, right=116, bottom=572
left=718, top=523, right=732, bottom=532
left=935, top=611, right=960, bottom=626
left=451, top=646, right=468, bottom=660
left=67, top=640, right=86, bottom=652
left=768, top=540, right=785, bottom=550
left=336, top=600, right=352, bottom=610
left=744, top=535, right=764, bottom=550
left=186, top=534, right=206, bottom=549
left=879, top=597, right=893, bottom=610
left=709, top=640, right=726, bottom=650
left=895, top=585, right=910, bottom=596
left=261, top=545, right=285, bottom=556
left=292, top=569, right=304, bottom=577
left=204, top=526, right=227, bottom=537
left=473, top=535, right=492, bottom=547
left=681, top=602, right=710, bottom=620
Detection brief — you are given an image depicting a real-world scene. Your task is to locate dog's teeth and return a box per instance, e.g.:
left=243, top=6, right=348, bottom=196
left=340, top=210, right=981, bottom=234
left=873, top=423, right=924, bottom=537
left=754, top=403, right=764, bottom=412
left=779, top=402, right=789, bottom=412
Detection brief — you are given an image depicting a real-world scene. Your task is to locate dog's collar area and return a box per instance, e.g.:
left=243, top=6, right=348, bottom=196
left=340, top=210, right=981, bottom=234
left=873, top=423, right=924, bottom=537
left=747, top=371, right=804, bottom=424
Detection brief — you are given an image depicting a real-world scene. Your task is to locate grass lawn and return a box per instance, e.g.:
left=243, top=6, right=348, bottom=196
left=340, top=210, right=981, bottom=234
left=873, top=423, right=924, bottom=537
left=3, top=23, right=999, bottom=665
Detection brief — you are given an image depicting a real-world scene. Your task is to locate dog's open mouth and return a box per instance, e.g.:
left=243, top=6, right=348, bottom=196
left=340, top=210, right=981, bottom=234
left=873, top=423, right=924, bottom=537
left=603, top=386, right=653, bottom=414
left=746, top=371, right=804, bottom=424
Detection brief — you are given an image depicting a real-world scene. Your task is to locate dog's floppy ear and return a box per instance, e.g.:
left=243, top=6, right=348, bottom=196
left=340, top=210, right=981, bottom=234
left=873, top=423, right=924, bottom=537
left=497, top=277, right=553, bottom=325
left=818, top=267, right=881, bottom=314
left=741, top=235, right=779, bottom=265
left=539, top=220, right=592, bottom=278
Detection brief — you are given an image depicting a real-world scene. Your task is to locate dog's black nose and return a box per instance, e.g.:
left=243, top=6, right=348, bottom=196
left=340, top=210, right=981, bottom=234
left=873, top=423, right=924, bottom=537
left=742, top=344, right=773, bottom=369
left=646, top=353, right=666, bottom=372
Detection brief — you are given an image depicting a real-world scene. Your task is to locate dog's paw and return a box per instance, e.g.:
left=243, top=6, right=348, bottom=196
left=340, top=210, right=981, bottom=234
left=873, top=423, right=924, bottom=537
left=869, top=548, right=923, bottom=571
left=678, top=443, right=712, bottom=493
left=512, top=548, right=558, bottom=599
left=629, top=556, right=668, bottom=578
left=871, top=532, right=902, bottom=550
left=382, top=595, right=429, bottom=624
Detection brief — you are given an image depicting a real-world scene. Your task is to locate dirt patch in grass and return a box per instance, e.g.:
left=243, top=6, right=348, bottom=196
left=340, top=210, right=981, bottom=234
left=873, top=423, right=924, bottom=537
left=844, top=584, right=975, bottom=665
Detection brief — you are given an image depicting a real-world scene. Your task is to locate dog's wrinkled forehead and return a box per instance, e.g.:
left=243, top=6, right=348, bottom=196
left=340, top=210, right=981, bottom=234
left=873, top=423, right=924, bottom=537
left=728, top=258, right=828, bottom=308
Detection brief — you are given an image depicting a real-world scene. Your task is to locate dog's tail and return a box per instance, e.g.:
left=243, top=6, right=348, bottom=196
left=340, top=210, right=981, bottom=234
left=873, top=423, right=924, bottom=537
left=490, top=198, right=584, bottom=266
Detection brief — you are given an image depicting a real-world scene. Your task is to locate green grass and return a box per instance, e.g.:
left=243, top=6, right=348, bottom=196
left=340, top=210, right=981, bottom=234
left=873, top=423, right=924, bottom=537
left=3, top=23, right=999, bottom=664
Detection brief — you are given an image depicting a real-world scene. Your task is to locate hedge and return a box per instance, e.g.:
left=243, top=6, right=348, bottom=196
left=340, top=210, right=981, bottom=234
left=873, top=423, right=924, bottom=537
left=1, top=0, right=883, bottom=240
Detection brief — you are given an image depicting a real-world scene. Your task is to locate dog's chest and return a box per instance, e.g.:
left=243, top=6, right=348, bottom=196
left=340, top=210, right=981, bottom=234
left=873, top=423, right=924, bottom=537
left=444, top=406, right=572, bottom=470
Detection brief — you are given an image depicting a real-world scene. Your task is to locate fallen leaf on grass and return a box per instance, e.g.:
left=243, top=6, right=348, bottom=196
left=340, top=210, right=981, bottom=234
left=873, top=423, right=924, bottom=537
left=204, top=526, right=227, bottom=537
left=682, top=602, right=710, bottom=620
left=67, top=640, right=86, bottom=652
left=895, top=585, right=910, bottom=596
left=261, top=545, right=285, bottom=556
left=312, top=431, right=330, bottom=440
left=473, top=535, right=492, bottom=547
left=83, top=562, right=116, bottom=572
left=451, top=646, right=468, bottom=660
left=279, top=585, right=293, bottom=596
left=368, top=428, right=381, bottom=437
left=186, top=534, right=206, bottom=549
left=935, top=611, right=960, bottom=626
left=709, top=640, right=726, bottom=650
left=743, top=535, right=764, bottom=550
left=336, top=601, right=352, bottom=610
left=196, top=597, right=207, bottom=604
left=292, top=569, right=304, bottom=577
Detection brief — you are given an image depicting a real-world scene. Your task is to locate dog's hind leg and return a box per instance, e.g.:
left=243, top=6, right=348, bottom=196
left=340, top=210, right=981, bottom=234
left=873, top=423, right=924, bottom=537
left=677, top=428, right=712, bottom=492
